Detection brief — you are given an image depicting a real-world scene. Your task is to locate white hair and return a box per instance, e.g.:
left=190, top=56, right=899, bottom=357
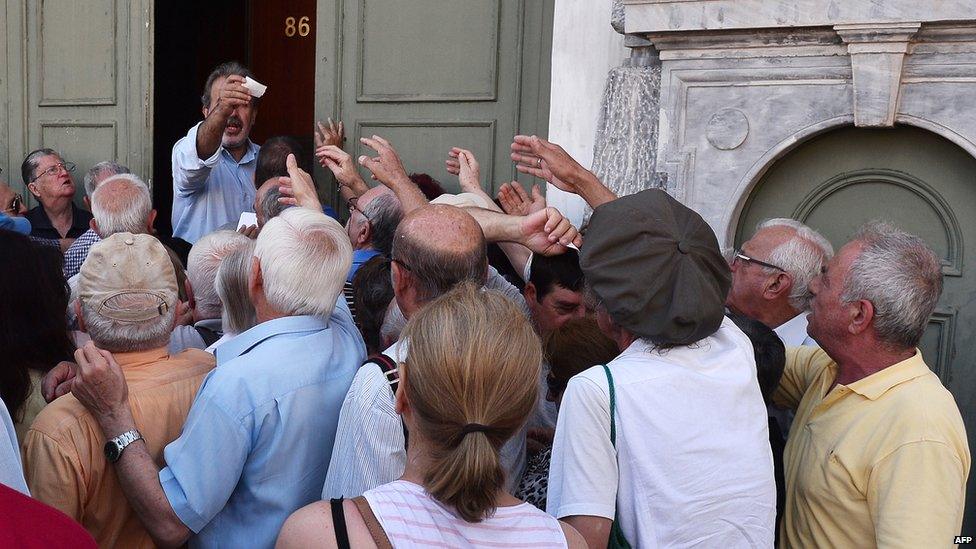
left=187, top=230, right=252, bottom=320
left=90, top=174, right=152, bottom=238
left=215, top=241, right=257, bottom=334
left=254, top=207, right=352, bottom=317
left=842, top=221, right=943, bottom=350
left=757, top=218, right=835, bottom=311
left=83, top=161, right=130, bottom=198
left=81, top=295, right=176, bottom=353
left=380, top=300, right=406, bottom=346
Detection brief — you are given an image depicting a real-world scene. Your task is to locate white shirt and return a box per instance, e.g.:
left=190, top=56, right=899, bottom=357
left=547, top=317, right=776, bottom=547
left=773, top=311, right=817, bottom=347
left=0, top=398, right=28, bottom=495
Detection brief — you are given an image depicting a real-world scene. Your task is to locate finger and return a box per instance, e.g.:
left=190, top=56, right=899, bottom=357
left=531, top=184, right=543, bottom=201
left=543, top=208, right=561, bottom=233
left=511, top=152, right=541, bottom=166
left=512, top=181, right=529, bottom=201
left=514, top=164, right=547, bottom=179
left=277, top=197, right=299, bottom=207
left=338, top=121, right=344, bottom=136
left=360, top=137, right=380, bottom=153
left=225, top=74, right=246, bottom=84
left=53, top=380, right=73, bottom=400
left=371, top=135, right=391, bottom=148
left=549, top=219, right=573, bottom=243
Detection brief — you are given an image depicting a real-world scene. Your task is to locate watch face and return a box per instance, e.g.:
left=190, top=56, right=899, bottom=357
left=104, top=440, right=121, bottom=462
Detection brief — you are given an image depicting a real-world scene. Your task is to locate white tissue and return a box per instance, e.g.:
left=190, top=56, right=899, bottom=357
left=243, top=77, right=267, bottom=98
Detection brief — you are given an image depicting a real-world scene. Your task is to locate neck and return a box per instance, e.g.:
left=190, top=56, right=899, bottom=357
left=253, top=296, right=288, bottom=324
left=45, top=198, right=73, bottom=218
left=830, top=338, right=916, bottom=386
left=226, top=142, right=248, bottom=162
left=755, top=301, right=800, bottom=330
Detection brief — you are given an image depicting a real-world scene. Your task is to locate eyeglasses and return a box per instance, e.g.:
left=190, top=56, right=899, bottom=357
left=390, top=257, right=413, bottom=272
left=3, top=193, right=23, bottom=214
left=730, top=248, right=786, bottom=272
left=30, top=161, right=75, bottom=182
left=346, top=197, right=371, bottom=221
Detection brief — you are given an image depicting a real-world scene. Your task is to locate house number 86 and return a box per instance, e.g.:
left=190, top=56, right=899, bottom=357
left=285, top=16, right=310, bottom=38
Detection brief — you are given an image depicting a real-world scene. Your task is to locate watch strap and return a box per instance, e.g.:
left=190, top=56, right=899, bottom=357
left=108, top=430, right=143, bottom=461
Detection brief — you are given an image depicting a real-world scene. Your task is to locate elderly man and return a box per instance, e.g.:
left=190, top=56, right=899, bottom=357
left=727, top=218, right=834, bottom=347
left=68, top=204, right=365, bottom=547
left=774, top=222, right=969, bottom=548
left=22, top=149, right=92, bottom=250
left=169, top=230, right=252, bottom=353
left=0, top=179, right=29, bottom=234
left=22, top=233, right=216, bottom=548
left=63, top=161, right=131, bottom=278
left=172, top=61, right=261, bottom=244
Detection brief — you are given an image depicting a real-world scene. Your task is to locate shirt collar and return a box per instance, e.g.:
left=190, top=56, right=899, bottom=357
left=215, top=315, right=330, bottom=364
left=353, top=248, right=382, bottom=262
left=221, top=140, right=259, bottom=165
left=28, top=202, right=90, bottom=231
left=774, top=312, right=810, bottom=347
left=845, top=350, right=930, bottom=401
left=194, top=318, right=223, bottom=331
left=112, top=346, right=170, bottom=369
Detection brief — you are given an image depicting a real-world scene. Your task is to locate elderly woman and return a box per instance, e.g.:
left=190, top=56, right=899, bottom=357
left=22, top=148, right=92, bottom=250
left=278, top=283, right=585, bottom=548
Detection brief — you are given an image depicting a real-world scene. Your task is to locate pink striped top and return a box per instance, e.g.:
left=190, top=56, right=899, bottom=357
left=362, top=480, right=568, bottom=548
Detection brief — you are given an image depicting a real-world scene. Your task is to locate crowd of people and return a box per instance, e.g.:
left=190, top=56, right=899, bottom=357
left=0, top=60, right=969, bottom=548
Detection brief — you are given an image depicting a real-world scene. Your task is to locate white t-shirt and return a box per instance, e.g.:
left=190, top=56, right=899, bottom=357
left=547, top=317, right=776, bottom=547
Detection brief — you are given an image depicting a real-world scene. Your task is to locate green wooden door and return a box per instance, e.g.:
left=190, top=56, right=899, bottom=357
left=314, top=0, right=553, bottom=206
left=0, top=0, right=152, bottom=205
left=738, top=125, right=976, bottom=531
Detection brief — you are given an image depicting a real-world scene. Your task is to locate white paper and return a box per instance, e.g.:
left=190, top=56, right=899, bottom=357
left=243, top=77, right=267, bottom=98
left=238, top=211, right=258, bottom=229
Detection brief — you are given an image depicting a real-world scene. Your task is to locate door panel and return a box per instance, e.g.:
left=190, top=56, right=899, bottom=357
left=738, top=125, right=976, bottom=530
left=315, top=0, right=553, bottom=208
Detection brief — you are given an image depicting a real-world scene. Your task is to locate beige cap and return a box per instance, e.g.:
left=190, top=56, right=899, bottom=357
left=78, top=233, right=178, bottom=322
left=430, top=192, right=496, bottom=211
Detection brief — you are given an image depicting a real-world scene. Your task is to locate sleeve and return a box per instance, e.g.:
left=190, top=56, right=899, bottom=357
left=485, top=266, right=531, bottom=317
left=772, top=346, right=831, bottom=411
left=546, top=373, right=617, bottom=520
left=158, top=390, right=250, bottom=533
left=22, top=430, right=84, bottom=519
left=172, top=123, right=222, bottom=196
left=868, top=441, right=967, bottom=549
left=322, top=365, right=405, bottom=499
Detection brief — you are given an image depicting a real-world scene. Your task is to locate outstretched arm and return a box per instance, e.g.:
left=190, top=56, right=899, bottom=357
left=464, top=207, right=581, bottom=257
left=510, top=135, right=617, bottom=209
left=359, top=136, right=428, bottom=214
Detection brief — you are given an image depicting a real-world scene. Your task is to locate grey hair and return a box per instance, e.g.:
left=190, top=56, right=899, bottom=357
left=187, top=230, right=252, bottom=320
left=81, top=295, right=176, bottom=353
left=380, top=300, right=406, bottom=346
left=90, top=174, right=152, bottom=238
left=21, top=148, right=59, bottom=185
left=83, top=161, right=130, bottom=198
left=258, top=185, right=292, bottom=227
left=757, top=218, right=835, bottom=311
left=841, top=221, right=943, bottom=350
left=215, top=241, right=257, bottom=334
left=362, top=192, right=403, bottom=257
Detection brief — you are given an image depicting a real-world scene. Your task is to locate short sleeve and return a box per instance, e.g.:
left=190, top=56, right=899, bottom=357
left=773, top=346, right=832, bottom=410
left=159, top=389, right=250, bottom=533
left=546, top=372, right=617, bottom=520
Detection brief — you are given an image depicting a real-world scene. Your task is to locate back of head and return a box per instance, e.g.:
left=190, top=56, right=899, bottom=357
left=543, top=316, right=619, bottom=396
left=843, top=221, right=943, bottom=350
left=392, top=205, right=487, bottom=305
left=352, top=255, right=394, bottom=354
left=402, top=283, right=542, bottom=522
left=254, top=207, right=352, bottom=317
left=79, top=233, right=178, bottom=353
left=254, top=135, right=306, bottom=189
left=91, top=174, right=152, bottom=238
left=529, top=248, right=584, bottom=300
left=188, top=230, right=253, bottom=320
left=727, top=312, right=785, bottom=403
left=256, top=179, right=292, bottom=227
left=361, top=189, right=402, bottom=257
left=201, top=60, right=255, bottom=109
left=83, top=161, right=130, bottom=199
left=757, top=218, right=834, bottom=311
left=215, top=241, right=257, bottom=334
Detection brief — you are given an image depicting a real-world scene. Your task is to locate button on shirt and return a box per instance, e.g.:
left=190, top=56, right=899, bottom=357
left=548, top=317, right=777, bottom=547
left=774, top=347, right=970, bottom=548
left=159, top=300, right=365, bottom=548
left=171, top=122, right=259, bottom=243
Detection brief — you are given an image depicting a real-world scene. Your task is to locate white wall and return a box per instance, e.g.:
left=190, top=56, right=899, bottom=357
left=547, top=0, right=628, bottom=225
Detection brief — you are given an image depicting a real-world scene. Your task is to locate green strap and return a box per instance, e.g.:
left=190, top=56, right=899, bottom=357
left=602, top=365, right=616, bottom=447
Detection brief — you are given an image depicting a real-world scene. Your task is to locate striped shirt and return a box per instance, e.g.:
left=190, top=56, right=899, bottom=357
left=363, top=480, right=568, bottom=548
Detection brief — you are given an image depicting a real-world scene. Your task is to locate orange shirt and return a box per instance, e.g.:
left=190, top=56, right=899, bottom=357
left=22, top=347, right=215, bottom=548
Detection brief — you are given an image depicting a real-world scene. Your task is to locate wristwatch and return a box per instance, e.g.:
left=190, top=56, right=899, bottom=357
left=104, top=430, right=143, bottom=463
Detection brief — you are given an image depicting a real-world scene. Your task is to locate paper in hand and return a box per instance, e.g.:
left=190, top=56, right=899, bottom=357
left=238, top=211, right=258, bottom=229
left=243, top=77, right=267, bottom=98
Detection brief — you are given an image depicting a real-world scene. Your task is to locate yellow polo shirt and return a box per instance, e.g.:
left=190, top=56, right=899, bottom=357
left=774, top=346, right=970, bottom=549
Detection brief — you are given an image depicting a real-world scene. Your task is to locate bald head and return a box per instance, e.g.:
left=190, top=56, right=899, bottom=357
left=391, top=204, right=487, bottom=306
left=91, top=174, right=154, bottom=238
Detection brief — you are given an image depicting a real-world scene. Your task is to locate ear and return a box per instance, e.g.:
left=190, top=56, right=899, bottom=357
left=248, top=255, right=263, bottom=300
left=27, top=183, right=41, bottom=199
left=394, top=364, right=409, bottom=417
left=83, top=196, right=91, bottom=211
left=358, top=219, right=372, bottom=247
left=391, top=259, right=408, bottom=296
left=849, top=299, right=875, bottom=336
left=90, top=218, right=98, bottom=233
left=184, top=278, right=196, bottom=310
left=147, top=209, right=158, bottom=233
left=762, top=272, right=794, bottom=301
left=524, top=281, right=538, bottom=304
left=75, top=300, right=86, bottom=332
left=202, top=105, right=210, bottom=119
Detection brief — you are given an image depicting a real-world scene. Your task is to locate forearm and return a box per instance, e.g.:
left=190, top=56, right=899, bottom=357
left=575, top=171, right=617, bottom=209
left=385, top=175, right=428, bottom=214
left=498, top=243, right=532, bottom=280
left=564, top=515, right=612, bottom=549
left=342, top=173, right=370, bottom=198
left=195, top=111, right=229, bottom=160
left=464, top=208, right=521, bottom=244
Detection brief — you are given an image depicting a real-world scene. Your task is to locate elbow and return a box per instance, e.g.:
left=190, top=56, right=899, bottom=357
left=149, top=520, right=192, bottom=548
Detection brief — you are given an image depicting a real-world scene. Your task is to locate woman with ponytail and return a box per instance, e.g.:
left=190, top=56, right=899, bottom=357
left=277, top=283, right=584, bottom=548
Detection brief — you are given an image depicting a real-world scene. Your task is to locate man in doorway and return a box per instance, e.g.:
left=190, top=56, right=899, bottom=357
left=171, top=61, right=261, bottom=245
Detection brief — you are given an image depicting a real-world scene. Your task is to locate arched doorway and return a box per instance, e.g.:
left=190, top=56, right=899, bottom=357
left=737, top=125, right=976, bottom=530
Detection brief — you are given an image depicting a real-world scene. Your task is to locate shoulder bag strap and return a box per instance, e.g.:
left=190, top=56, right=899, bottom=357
left=602, top=365, right=617, bottom=446
left=330, top=498, right=351, bottom=549
left=368, top=353, right=410, bottom=448
left=352, top=495, right=394, bottom=549
left=602, top=365, right=633, bottom=549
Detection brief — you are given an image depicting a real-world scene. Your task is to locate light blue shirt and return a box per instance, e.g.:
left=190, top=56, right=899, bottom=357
left=158, top=299, right=365, bottom=548
left=171, top=122, right=259, bottom=243
left=348, top=248, right=382, bottom=282
left=0, top=212, right=30, bottom=235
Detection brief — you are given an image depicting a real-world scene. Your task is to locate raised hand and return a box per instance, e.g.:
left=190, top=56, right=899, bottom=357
left=510, top=135, right=617, bottom=208
left=316, top=145, right=368, bottom=195
left=497, top=181, right=546, bottom=216
left=445, top=147, right=482, bottom=193
left=276, top=154, right=321, bottom=211
left=519, top=207, right=582, bottom=256
left=213, top=75, right=252, bottom=117
left=314, top=118, right=345, bottom=149
left=358, top=135, right=428, bottom=213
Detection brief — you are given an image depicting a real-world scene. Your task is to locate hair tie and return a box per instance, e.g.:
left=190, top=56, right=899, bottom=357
left=460, top=423, right=491, bottom=436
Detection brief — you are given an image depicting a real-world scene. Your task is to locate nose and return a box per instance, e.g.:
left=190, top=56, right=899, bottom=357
left=573, top=306, right=586, bottom=320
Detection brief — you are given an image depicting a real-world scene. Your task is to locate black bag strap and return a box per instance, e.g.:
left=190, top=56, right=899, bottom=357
left=194, top=325, right=222, bottom=347
left=364, top=353, right=410, bottom=448
left=330, top=498, right=351, bottom=549
left=602, top=365, right=632, bottom=549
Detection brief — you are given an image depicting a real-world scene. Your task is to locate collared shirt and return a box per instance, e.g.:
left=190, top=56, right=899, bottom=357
left=25, top=202, right=92, bottom=240
left=0, top=212, right=30, bottom=235
left=168, top=318, right=223, bottom=355
left=22, top=348, right=216, bottom=549
left=62, top=228, right=101, bottom=278
left=159, top=300, right=365, bottom=548
left=349, top=248, right=382, bottom=283
left=548, top=318, right=777, bottom=547
left=773, top=311, right=817, bottom=347
left=774, top=347, right=970, bottom=548
left=171, top=122, right=259, bottom=243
